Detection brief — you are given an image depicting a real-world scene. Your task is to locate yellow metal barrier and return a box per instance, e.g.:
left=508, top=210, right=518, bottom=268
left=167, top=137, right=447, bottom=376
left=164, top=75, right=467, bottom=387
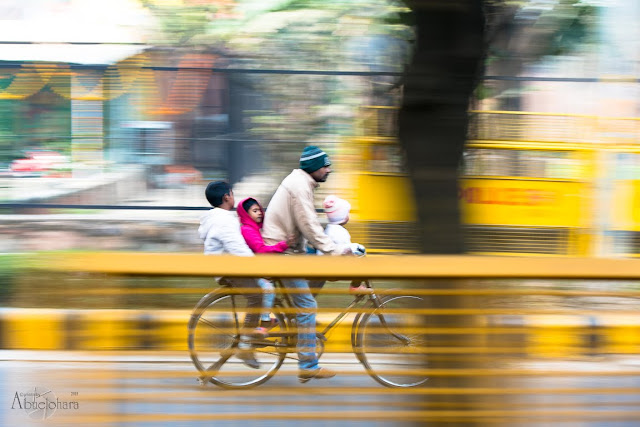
left=2, top=252, right=638, bottom=355
left=5, top=252, right=640, bottom=425
left=0, top=308, right=354, bottom=352
left=32, top=252, right=640, bottom=279
left=5, top=307, right=640, bottom=357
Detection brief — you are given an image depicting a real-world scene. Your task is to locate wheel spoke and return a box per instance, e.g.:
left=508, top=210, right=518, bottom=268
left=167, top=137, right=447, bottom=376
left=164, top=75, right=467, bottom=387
left=204, top=352, right=233, bottom=375
left=198, top=317, right=238, bottom=340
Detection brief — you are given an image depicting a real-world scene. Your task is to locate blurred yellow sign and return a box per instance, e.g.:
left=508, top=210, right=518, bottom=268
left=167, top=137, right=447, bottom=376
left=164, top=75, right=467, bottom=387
left=460, top=179, right=588, bottom=227
left=355, top=174, right=417, bottom=221
left=611, top=180, right=640, bottom=230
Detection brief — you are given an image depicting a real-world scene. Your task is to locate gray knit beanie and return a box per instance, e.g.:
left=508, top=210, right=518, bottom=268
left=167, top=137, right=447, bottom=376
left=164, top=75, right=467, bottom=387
left=300, top=146, right=331, bottom=173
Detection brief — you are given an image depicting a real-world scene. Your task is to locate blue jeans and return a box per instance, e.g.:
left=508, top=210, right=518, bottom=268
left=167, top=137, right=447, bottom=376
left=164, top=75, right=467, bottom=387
left=257, top=278, right=275, bottom=322
left=281, top=278, right=325, bottom=371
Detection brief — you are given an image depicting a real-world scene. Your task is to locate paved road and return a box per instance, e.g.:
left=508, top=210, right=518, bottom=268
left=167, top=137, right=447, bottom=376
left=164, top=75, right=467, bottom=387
left=2, top=352, right=640, bottom=426
left=0, top=352, right=419, bottom=427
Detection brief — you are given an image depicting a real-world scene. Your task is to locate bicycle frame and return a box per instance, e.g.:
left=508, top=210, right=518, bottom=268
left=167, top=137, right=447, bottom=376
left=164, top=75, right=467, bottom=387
left=223, top=279, right=410, bottom=348
left=272, top=279, right=380, bottom=341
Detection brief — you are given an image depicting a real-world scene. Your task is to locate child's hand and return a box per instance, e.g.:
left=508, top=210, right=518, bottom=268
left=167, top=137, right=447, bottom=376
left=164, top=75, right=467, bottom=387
left=349, top=280, right=371, bottom=293
left=350, top=243, right=366, bottom=257
left=286, top=234, right=297, bottom=247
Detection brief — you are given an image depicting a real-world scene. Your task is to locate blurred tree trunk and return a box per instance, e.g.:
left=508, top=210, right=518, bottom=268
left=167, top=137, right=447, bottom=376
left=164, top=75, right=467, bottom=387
left=399, top=2, right=487, bottom=426
left=399, top=0, right=485, bottom=255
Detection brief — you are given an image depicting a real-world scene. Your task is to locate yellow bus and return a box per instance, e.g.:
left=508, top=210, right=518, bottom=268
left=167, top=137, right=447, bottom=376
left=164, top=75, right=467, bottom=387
left=342, top=108, right=640, bottom=257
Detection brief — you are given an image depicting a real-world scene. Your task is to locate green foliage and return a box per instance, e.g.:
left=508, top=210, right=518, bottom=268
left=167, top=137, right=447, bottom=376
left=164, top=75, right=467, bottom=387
left=139, top=0, right=412, bottom=164
left=0, top=99, right=18, bottom=164
left=479, top=0, right=599, bottom=102
left=474, top=83, right=492, bottom=101
left=0, top=87, right=71, bottom=164
left=140, top=0, right=220, bottom=45
left=0, top=255, right=17, bottom=304
left=543, top=1, right=598, bottom=55
left=494, top=0, right=598, bottom=59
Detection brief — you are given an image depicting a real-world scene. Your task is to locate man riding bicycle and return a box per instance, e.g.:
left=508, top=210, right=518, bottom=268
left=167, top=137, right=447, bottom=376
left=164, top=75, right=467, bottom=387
left=262, top=145, right=352, bottom=383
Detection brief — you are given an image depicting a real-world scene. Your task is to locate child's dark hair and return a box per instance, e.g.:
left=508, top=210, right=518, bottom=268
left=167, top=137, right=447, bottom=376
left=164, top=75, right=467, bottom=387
left=205, top=181, right=231, bottom=207
left=242, top=198, right=259, bottom=212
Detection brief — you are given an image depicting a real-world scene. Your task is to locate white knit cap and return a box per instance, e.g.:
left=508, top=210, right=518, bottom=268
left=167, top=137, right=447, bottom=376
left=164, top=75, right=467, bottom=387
left=323, top=195, right=351, bottom=224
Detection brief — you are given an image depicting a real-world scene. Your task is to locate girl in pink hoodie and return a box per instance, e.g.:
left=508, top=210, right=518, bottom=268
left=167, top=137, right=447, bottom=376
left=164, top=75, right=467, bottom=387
left=237, top=197, right=289, bottom=328
left=238, top=197, right=289, bottom=254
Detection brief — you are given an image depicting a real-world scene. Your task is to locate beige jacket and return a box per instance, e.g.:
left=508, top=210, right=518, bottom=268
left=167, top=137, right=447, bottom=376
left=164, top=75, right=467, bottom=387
left=262, top=169, right=343, bottom=255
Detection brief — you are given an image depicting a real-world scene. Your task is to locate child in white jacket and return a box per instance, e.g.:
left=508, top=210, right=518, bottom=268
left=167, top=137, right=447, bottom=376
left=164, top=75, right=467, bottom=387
left=197, top=181, right=265, bottom=369
left=320, top=195, right=367, bottom=292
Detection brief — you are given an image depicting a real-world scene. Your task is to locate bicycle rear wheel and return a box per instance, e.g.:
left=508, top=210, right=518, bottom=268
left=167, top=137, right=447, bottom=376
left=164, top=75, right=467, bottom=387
left=188, top=289, right=289, bottom=389
left=355, top=295, right=429, bottom=388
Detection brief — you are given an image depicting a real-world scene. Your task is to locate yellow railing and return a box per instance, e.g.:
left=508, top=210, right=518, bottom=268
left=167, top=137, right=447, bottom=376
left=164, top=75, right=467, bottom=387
left=4, top=252, right=640, bottom=424
left=359, top=106, right=640, bottom=146
left=469, top=110, right=640, bottom=145
left=30, top=252, right=640, bottom=279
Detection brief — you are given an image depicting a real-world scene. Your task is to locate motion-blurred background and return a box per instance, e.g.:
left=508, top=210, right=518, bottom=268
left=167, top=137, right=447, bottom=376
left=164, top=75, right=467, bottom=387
left=2, top=0, right=639, bottom=257
left=3, top=1, right=640, bottom=426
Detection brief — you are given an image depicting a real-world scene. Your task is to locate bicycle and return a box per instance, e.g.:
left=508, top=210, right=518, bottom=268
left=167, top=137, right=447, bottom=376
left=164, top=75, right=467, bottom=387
left=187, top=278, right=428, bottom=389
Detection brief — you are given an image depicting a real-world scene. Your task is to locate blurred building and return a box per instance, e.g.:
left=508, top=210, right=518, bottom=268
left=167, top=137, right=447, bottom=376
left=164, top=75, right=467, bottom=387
left=5, top=0, right=640, bottom=257
left=0, top=0, right=268, bottom=188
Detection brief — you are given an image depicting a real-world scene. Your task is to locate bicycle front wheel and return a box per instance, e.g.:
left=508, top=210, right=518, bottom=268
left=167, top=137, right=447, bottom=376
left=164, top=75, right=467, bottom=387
left=188, top=290, right=288, bottom=389
left=355, top=295, right=429, bottom=388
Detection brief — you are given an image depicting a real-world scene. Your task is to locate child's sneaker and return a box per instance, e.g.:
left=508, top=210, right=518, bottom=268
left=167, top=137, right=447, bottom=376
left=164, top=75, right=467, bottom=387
left=236, top=337, right=260, bottom=369
left=236, top=350, right=260, bottom=369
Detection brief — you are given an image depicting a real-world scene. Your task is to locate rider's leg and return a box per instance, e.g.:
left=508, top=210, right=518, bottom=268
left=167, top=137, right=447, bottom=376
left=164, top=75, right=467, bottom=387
left=257, top=278, right=275, bottom=323
left=308, top=279, right=326, bottom=298
left=227, top=277, right=263, bottom=369
left=227, top=277, right=262, bottom=330
left=283, top=278, right=337, bottom=382
left=281, top=278, right=319, bottom=370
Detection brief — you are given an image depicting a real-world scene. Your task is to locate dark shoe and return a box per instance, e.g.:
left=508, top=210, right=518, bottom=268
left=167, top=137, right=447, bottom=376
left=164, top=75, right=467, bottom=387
left=298, top=367, right=336, bottom=383
left=236, top=350, right=261, bottom=369
left=260, top=317, right=279, bottom=330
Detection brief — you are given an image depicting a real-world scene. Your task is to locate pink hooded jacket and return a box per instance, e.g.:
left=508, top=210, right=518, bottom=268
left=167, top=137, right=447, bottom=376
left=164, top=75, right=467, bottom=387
left=237, top=197, right=288, bottom=254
